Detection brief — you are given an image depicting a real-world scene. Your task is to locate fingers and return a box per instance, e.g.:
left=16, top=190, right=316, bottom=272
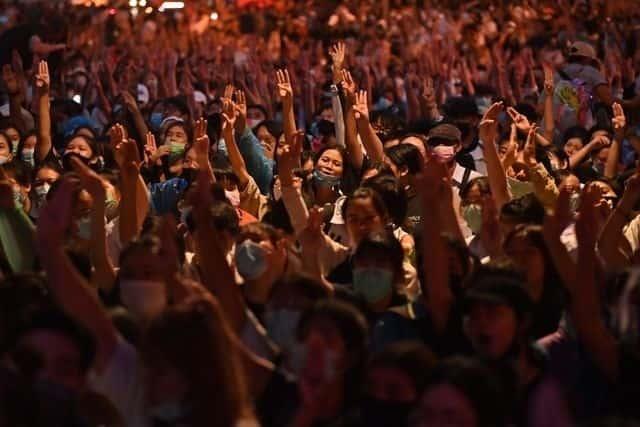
left=70, top=155, right=92, bottom=176
left=506, top=106, right=519, bottom=121
left=526, top=123, right=537, bottom=147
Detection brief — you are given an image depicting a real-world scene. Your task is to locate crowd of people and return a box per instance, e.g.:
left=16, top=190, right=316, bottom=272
left=1, top=0, right=640, bottom=425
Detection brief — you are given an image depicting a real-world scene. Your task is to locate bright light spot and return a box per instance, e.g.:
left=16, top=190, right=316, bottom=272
left=131, top=7, right=139, bottom=17
left=72, top=94, right=82, bottom=104
left=145, top=6, right=153, bottom=14
left=210, top=12, right=219, bottom=20
left=159, top=1, right=184, bottom=12
left=139, top=0, right=147, bottom=5
left=108, top=8, right=117, bottom=15
left=128, top=0, right=137, bottom=7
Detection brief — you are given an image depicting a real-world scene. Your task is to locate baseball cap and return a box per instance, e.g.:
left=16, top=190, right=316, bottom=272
left=568, top=41, right=600, bottom=66
left=463, top=277, right=533, bottom=319
left=427, top=123, right=462, bottom=144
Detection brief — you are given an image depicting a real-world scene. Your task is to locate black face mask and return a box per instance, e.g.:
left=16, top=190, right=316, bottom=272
left=62, top=151, right=93, bottom=172
left=360, top=396, right=414, bottom=427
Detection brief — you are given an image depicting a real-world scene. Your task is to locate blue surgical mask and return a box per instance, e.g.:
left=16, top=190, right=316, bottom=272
left=76, top=216, right=92, bottom=240
left=313, top=169, right=341, bottom=188
left=462, top=203, right=483, bottom=235
left=264, top=308, right=302, bottom=351
left=150, top=112, right=164, bottom=131
left=235, top=240, right=268, bottom=280
left=353, top=267, right=394, bottom=304
left=22, top=148, right=35, bottom=166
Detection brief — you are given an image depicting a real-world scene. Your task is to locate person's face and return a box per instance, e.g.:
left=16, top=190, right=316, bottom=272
left=4, top=127, right=20, bottom=147
left=464, top=302, right=518, bottom=359
left=367, top=366, right=416, bottom=403
left=346, top=197, right=385, bottom=246
left=120, top=247, right=166, bottom=283
left=563, top=137, right=583, bottom=157
left=415, top=383, right=478, bottom=427
left=256, top=125, right=276, bottom=158
left=316, top=149, right=344, bottom=178
left=319, top=108, right=334, bottom=123
left=402, top=137, right=427, bottom=163
left=24, top=134, right=37, bottom=150
left=35, top=167, right=60, bottom=187
left=66, top=137, right=93, bottom=160
left=16, top=330, right=86, bottom=393
left=559, top=174, right=580, bottom=193
left=462, top=182, right=484, bottom=206
left=504, top=235, right=545, bottom=288
left=0, top=134, right=13, bottom=158
left=247, top=107, right=266, bottom=124
left=165, top=125, right=188, bottom=146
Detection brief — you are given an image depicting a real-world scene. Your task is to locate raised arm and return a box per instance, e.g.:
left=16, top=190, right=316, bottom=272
left=121, top=91, right=150, bottom=146
left=35, top=60, right=52, bottom=162
left=71, top=157, right=116, bottom=292
left=420, top=161, right=454, bottom=333
left=571, top=185, right=619, bottom=381
left=340, top=70, right=364, bottom=171
left=276, top=69, right=296, bottom=144
left=353, top=90, right=385, bottom=163
left=479, top=101, right=511, bottom=210
left=35, top=178, right=118, bottom=373
left=542, top=63, right=555, bottom=143
left=189, top=169, right=246, bottom=332
left=605, top=103, right=625, bottom=179
left=221, top=99, right=251, bottom=190
left=542, top=188, right=578, bottom=290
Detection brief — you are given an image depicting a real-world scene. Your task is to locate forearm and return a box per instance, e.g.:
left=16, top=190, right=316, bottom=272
left=528, top=163, right=559, bottom=209
left=118, top=174, right=139, bottom=245
left=282, top=99, right=296, bottom=144
left=604, top=140, right=621, bottom=179
left=343, top=106, right=364, bottom=171
left=37, top=95, right=52, bottom=162
left=356, top=119, right=384, bottom=163
left=598, top=204, right=634, bottom=270
left=224, top=130, right=250, bottom=189
left=569, top=143, right=596, bottom=169
left=281, top=185, right=309, bottom=237
left=543, top=95, right=554, bottom=142
left=482, top=140, right=511, bottom=210
left=331, top=93, right=346, bottom=148
left=90, top=201, right=116, bottom=292
left=9, top=93, right=27, bottom=134
left=135, top=176, right=150, bottom=232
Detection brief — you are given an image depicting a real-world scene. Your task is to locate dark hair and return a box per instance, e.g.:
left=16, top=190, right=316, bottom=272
left=255, top=120, right=283, bottom=141
left=64, top=134, right=101, bottom=160
left=297, top=299, right=369, bottom=405
left=442, top=96, right=479, bottom=119
left=362, top=173, right=408, bottom=227
left=514, top=103, right=539, bottom=123
left=247, top=104, right=268, bottom=121
left=562, top=126, right=589, bottom=145
left=118, top=235, right=162, bottom=278
left=588, top=123, right=613, bottom=141
left=553, top=169, right=577, bottom=186
left=186, top=201, right=239, bottom=235
left=367, top=341, right=437, bottom=395
left=163, top=120, right=194, bottom=146
left=1, top=160, right=33, bottom=187
left=422, top=357, right=508, bottom=427
left=353, top=230, right=405, bottom=286
left=500, top=194, right=545, bottom=225
left=385, top=143, right=422, bottom=175
left=459, top=176, right=491, bottom=202
left=12, top=309, right=96, bottom=374
left=342, top=187, right=389, bottom=223
left=213, top=166, right=240, bottom=187
left=238, top=222, right=284, bottom=246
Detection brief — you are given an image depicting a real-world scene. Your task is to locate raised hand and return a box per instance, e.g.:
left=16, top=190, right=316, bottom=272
left=71, top=156, right=106, bottom=202
left=478, top=101, right=503, bottom=144
left=329, top=42, right=346, bottom=70
left=507, top=106, right=532, bottom=133
left=36, top=177, right=75, bottom=248
left=576, top=184, right=602, bottom=249
left=234, top=89, right=247, bottom=131
left=523, top=124, right=538, bottom=167
left=612, top=102, right=626, bottom=140
left=223, top=84, right=235, bottom=102
left=275, top=69, right=293, bottom=103
left=544, top=187, right=574, bottom=240
left=353, top=90, right=370, bottom=122
left=340, top=69, right=357, bottom=105
left=35, top=60, right=50, bottom=94
left=279, top=130, right=303, bottom=182
left=419, top=159, right=451, bottom=202
left=108, top=123, right=128, bottom=152
left=221, top=99, right=237, bottom=134
left=121, top=91, right=139, bottom=113
left=193, top=117, right=210, bottom=160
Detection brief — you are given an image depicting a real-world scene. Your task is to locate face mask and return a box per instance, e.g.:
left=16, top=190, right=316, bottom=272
left=360, top=396, right=413, bottom=427
left=430, top=145, right=456, bottom=164
left=150, top=112, right=164, bottom=131
left=247, top=118, right=262, bottom=129
left=168, top=142, right=186, bottom=163
left=375, top=97, right=393, bottom=110
left=235, top=240, right=268, bottom=280
left=264, top=308, right=302, bottom=351
left=22, top=148, right=35, bottom=166
left=119, top=279, right=167, bottom=322
left=462, top=203, right=483, bottom=234
left=0, top=155, right=10, bottom=165
left=353, top=267, right=394, bottom=304
left=75, top=216, right=92, bottom=240
left=225, top=189, right=241, bottom=207
left=313, top=169, right=341, bottom=188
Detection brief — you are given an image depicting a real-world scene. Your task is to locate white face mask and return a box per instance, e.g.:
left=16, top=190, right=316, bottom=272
left=119, top=279, right=166, bottom=323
